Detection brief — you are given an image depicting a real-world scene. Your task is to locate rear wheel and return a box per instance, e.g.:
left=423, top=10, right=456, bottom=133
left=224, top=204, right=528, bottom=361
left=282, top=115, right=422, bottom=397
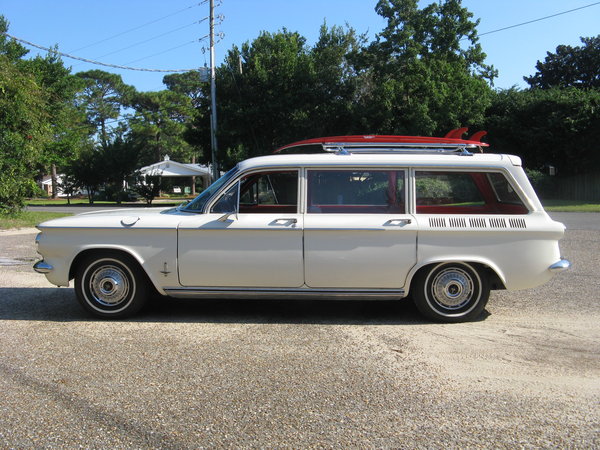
left=74, top=252, right=148, bottom=319
left=412, top=262, right=489, bottom=323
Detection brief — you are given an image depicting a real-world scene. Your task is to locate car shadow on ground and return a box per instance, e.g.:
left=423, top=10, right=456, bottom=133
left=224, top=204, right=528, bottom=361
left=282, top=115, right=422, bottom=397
left=0, top=287, right=490, bottom=325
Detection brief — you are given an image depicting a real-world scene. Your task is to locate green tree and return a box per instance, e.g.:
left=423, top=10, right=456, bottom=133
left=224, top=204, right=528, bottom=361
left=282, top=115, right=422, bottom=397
left=0, top=59, right=51, bottom=212
left=355, top=0, right=495, bottom=135
left=163, top=70, right=208, bottom=160
left=0, top=16, right=28, bottom=62
left=21, top=51, right=89, bottom=198
left=0, top=17, right=51, bottom=213
left=76, top=70, right=135, bottom=149
left=64, top=146, right=104, bottom=204
left=485, top=87, right=600, bottom=175
left=58, top=172, right=79, bottom=205
left=211, top=26, right=359, bottom=164
left=215, top=29, right=316, bottom=161
left=132, top=174, right=163, bottom=206
left=309, top=23, right=363, bottom=136
left=128, top=90, right=195, bottom=166
left=163, top=71, right=206, bottom=108
left=524, top=35, right=600, bottom=89
left=101, top=126, right=141, bottom=203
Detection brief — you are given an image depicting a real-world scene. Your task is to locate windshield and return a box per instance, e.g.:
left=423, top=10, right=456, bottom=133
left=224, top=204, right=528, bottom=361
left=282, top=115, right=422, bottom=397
left=182, top=166, right=239, bottom=212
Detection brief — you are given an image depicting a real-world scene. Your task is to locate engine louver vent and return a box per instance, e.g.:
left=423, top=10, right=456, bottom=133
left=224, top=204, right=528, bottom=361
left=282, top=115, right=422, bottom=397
left=429, top=217, right=447, bottom=228
left=489, top=218, right=507, bottom=228
left=509, top=218, right=527, bottom=229
left=469, top=217, right=487, bottom=228
left=426, top=217, right=527, bottom=229
left=448, top=217, right=467, bottom=228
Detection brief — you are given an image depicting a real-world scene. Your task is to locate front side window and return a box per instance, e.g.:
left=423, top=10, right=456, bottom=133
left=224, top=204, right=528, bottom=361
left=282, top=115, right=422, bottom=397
left=211, top=170, right=299, bottom=214
left=307, top=170, right=405, bottom=213
left=415, top=171, right=528, bottom=214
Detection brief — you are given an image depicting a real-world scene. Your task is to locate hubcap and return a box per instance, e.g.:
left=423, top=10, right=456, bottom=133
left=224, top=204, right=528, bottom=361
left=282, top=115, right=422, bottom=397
left=431, top=268, right=474, bottom=309
left=89, top=265, right=130, bottom=307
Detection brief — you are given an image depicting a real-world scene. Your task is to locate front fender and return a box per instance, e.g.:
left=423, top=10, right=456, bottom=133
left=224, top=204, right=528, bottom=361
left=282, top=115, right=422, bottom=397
left=36, top=227, right=177, bottom=295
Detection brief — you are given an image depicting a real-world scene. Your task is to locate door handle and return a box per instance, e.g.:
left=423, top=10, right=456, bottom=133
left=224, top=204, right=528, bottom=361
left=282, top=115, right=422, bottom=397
left=274, top=218, right=298, bottom=225
left=384, top=218, right=412, bottom=226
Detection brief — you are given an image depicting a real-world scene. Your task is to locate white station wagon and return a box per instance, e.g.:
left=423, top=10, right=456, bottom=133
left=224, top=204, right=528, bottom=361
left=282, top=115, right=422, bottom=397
left=34, top=135, right=570, bottom=322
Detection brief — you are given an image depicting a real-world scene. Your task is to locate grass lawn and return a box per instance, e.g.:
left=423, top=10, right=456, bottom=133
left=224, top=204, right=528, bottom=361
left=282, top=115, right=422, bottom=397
left=0, top=211, right=72, bottom=230
left=541, top=199, right=600, bottom=212
left=26, top=197, right=192, bottom=206
left=27, top=198, right=124, bottom=206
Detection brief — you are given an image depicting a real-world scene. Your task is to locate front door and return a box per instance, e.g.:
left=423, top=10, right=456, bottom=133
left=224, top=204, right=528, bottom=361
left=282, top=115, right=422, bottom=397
left=178, top=170, right=303, bottom=287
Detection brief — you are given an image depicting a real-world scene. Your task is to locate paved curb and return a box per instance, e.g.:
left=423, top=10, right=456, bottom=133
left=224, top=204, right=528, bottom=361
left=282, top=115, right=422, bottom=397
left=0, top=227, right=38, bottom=236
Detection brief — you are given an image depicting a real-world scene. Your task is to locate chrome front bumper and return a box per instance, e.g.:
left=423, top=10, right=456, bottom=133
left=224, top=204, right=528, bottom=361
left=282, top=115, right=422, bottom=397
left=549, top=258, right=571, bottom=273
left=33, top=260, right=53, bottom=274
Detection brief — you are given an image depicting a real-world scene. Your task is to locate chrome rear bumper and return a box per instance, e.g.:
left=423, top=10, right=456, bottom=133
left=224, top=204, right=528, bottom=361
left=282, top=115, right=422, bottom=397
left=33, top=260, right=53, bottom=274
left=549, top=258, right=571, bottom=273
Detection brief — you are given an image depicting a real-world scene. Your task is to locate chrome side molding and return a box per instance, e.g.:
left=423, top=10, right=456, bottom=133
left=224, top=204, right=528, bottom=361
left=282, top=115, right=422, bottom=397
left=164, top=287, right=406, bottom=300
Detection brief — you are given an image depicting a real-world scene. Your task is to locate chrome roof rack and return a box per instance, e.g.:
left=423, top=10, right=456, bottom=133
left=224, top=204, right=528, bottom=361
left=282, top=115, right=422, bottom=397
left=322, top=142, right=480, bottom=156
left=274, top=133, right=488, bottom=155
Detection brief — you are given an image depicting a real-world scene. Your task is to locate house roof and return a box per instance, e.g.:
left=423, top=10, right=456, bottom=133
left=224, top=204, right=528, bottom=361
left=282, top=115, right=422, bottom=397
left=139, top=156, right=211, bottom=178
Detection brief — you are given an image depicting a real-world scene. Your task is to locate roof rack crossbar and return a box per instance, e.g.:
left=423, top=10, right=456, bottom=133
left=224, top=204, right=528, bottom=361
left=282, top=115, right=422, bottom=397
left=273, top=135, right=489, bottom=154
left=322, top=142, right=478, bottom=149
left=322, top=142, right=479, bottom=155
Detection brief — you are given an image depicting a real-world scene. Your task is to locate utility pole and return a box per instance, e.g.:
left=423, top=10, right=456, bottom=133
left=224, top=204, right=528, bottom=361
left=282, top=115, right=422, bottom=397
left=209, top=0, right=219, bottom=181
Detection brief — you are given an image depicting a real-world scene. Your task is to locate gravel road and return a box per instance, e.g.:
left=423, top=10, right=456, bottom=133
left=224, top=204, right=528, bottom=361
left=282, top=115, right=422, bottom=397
left=0, top=214, right=598, bottom=448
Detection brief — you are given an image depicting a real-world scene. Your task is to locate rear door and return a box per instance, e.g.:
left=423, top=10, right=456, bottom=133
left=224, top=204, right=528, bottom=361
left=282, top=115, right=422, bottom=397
left=303, top=169, right=417, bottom=289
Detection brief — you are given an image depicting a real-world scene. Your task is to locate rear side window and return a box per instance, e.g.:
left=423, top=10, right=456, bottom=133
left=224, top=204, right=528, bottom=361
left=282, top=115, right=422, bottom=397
left=415, top=171, right=528, bottom=214
left=307, top=170, right=405, bottom=213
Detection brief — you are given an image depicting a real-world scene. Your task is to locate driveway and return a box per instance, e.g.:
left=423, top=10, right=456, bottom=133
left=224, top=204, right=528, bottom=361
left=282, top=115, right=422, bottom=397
left=0, top=213, right=598, bottom=447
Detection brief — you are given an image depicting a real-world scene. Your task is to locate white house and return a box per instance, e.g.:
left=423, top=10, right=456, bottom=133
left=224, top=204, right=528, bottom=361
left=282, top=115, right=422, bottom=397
left=138, top=156, right=212, bottom=194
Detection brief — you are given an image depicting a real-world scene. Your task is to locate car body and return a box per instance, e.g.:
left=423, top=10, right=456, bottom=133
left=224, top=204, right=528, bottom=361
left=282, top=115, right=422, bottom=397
left=34, top=135, right=570, bottom=322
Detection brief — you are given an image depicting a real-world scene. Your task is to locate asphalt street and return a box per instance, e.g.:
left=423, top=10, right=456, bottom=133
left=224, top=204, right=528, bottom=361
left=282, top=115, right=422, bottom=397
left=0, top=213, right=598, bottom=447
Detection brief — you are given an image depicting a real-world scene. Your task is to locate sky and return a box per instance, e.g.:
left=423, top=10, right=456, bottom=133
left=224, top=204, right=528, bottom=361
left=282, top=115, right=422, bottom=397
left=1, top=0, right=599, bottom=93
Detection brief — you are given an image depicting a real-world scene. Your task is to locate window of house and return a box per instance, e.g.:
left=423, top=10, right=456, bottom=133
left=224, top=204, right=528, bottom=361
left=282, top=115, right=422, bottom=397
left=307, top=170, right=406, bottom=213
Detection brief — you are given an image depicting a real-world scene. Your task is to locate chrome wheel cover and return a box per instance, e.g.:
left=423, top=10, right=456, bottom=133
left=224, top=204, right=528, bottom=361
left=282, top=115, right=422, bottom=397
left=89, top=264, right=131, bottom=307
left=429, top=267, right=475, bottom=310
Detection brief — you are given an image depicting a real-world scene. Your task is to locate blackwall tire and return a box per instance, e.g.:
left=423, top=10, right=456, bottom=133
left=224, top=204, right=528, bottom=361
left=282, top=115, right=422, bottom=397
left=413, top=262, right=490, bottom=323
left=74, top=252, right=148, bottom=319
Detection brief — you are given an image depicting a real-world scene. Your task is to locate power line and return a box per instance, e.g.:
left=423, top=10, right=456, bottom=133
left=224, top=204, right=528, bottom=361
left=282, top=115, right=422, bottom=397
left=124, top=40, right=200, bottom=65
left=2, top=32, right=199, bottom=73
left=477, top=1, right=600, bottom=38
left=68, top=2, right=205, bottom=53
left=92, top=21, right=201, bottom=61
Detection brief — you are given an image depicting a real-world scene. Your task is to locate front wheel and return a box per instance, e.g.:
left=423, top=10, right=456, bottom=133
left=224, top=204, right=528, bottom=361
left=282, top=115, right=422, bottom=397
left=74, top=252, right=148, bottom=319
left=412, top=262, right=490, bottom=323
